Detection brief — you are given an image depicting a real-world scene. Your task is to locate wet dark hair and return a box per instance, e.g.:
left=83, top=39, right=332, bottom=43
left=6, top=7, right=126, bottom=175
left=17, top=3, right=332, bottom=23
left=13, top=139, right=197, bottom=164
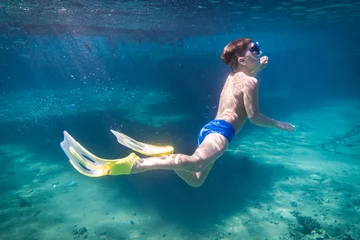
left=221, top=38, right=252, bottom=68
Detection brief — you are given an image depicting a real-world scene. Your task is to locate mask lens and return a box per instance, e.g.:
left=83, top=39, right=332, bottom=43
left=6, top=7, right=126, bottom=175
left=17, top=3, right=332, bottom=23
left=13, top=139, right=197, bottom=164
left=249, top=42, right=261, bottom=56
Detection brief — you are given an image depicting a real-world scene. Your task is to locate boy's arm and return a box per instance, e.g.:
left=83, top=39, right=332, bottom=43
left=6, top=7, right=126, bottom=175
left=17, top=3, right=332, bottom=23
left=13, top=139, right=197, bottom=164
left=244, top=78, right=282, bottom=128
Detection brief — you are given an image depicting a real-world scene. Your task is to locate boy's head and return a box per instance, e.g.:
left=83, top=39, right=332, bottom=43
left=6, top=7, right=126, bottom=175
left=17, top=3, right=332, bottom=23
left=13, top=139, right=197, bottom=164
left=221, top=38, right=265, bottom=75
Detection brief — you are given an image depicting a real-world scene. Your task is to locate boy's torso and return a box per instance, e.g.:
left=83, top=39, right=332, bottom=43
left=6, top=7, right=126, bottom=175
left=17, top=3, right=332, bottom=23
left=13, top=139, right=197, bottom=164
left=215, top=72, right=253, bottom=134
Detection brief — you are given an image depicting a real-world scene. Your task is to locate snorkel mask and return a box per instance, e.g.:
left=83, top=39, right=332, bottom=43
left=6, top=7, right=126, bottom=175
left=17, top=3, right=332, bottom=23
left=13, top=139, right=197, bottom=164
left=249, top=41, right=262, bottom=56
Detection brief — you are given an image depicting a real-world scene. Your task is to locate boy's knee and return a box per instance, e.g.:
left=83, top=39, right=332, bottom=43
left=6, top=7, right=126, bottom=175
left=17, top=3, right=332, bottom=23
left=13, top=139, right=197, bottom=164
left=188, top=179, right=204, bottom=188
left=186, top=174, right=206, bottom=187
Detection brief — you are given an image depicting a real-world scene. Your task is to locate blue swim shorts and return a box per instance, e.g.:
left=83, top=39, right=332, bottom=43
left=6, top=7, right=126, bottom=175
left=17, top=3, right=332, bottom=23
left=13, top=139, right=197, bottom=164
left=197, top=119, right=236, bottom=146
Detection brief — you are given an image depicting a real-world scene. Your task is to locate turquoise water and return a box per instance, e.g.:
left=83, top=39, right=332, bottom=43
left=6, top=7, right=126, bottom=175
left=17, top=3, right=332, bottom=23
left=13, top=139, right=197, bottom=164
left=0, top=1, right=359, bottom=239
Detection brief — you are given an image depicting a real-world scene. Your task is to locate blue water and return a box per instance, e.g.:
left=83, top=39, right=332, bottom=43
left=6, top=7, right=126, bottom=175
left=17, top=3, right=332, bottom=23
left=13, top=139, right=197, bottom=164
left=0, top=1, right=360, bottom=239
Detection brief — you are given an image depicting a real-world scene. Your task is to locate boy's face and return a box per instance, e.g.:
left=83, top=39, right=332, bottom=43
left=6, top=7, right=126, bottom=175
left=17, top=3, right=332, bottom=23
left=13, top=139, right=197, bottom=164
left=245, top=51, right=261, bottom=70
left=237, top=41, right=266, bottom=74
left=238, top=51, right=263, bottom=74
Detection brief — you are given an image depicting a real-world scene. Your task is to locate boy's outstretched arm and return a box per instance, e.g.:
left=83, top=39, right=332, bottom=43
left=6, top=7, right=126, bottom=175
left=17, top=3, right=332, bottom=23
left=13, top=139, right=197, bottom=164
left=244, top=78, right=295, bottom=132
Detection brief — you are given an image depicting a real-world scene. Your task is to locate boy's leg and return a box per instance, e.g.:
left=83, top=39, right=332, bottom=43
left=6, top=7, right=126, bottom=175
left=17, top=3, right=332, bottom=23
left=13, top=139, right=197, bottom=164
left=131, top=133, right=228, bottom=176
left=62, top=131, right=228, bottom=181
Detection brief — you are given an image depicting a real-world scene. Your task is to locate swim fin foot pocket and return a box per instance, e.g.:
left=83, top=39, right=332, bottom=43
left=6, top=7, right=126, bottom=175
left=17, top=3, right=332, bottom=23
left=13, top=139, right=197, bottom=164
left=60, top=130, right=174, bottom=177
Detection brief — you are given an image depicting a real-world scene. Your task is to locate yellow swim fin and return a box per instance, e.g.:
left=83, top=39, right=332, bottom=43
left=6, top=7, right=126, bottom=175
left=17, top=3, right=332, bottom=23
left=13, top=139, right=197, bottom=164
left=60, top=131, right=139, bottom=177
left=110, top=129, right=174, bottom=157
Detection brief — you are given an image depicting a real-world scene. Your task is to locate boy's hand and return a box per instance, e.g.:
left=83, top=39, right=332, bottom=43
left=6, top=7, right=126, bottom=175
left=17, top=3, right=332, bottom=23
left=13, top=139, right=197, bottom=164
left=275, top=121, right=296, bottom=132
left=259, top=56, right=268, bottom=70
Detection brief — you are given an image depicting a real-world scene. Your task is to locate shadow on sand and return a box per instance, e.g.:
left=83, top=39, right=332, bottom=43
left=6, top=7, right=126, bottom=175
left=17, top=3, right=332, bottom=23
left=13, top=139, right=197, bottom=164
left=105, top=152, right=299, bottom=231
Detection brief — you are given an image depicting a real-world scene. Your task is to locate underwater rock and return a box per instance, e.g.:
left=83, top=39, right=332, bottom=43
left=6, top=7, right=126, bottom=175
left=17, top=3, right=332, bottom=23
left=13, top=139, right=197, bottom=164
left=215, top=234, right=225, bottom=240
left=254, top=201, right=263, bottom=209
left=323, top=226, right=343, bottom=238
left=97, top=231, right=107, bottom=237
left=296, top=216, right=320, bottom=235
left=352, top=198, right=360, bottom=206
left=18, top=197, right=32, bottom=208
left=290, top=230, right=305, bottom=239
left=301, top=236, right=316, bottom=240
left=321, top=177, right=333, bottom=185
left=309, top=174, right=324, bottom=182
left=266, top=204, right=272, bottom=211
left=33, top=210, right=41, bottom=216
left=269, top=220, right=279, bottom=224
left=72, top=226, right=88, bottom=238
left=78, top=227, right=87, bottom=235
left=291, top=201, right=298, bottom=207
left=336, top=233, right=355, bottom=240
left=309, top=174, right=334, bottom=184
left=25, top=189, right=33, bottom=194
left=309, top=229, right=329, bottom=239
left=291, top=210, right=301, bottom=217
left=68, top=181, right=77, bottom=187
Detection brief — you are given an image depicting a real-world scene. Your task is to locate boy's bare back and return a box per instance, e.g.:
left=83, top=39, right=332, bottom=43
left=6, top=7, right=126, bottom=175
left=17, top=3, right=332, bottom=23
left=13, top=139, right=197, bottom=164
left=215, top=71, right=259, bottom=134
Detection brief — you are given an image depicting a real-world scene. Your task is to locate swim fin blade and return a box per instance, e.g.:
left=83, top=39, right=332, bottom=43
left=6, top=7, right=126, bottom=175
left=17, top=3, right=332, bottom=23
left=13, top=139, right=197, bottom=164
left=110, top=129, right=174, bottom=156
left=60, top=131, right=139, bottom=177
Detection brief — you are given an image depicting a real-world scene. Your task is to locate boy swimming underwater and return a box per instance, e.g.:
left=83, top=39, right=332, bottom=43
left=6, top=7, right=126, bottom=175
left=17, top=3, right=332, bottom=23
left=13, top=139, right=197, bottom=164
left=60, top=38, right=295, bottom=187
